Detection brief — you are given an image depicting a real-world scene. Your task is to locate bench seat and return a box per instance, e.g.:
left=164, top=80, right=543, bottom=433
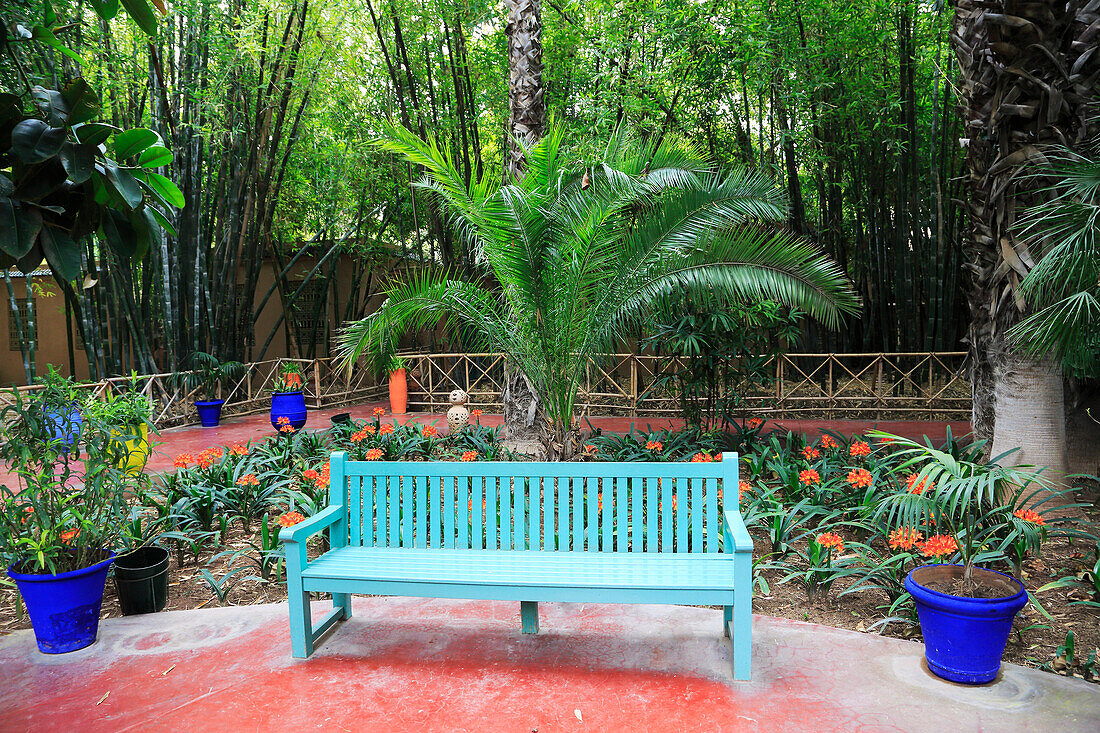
left=302, top=547, right=739, bottom=605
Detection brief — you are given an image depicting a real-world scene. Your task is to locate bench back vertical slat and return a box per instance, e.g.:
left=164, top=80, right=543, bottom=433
left=690, top=478, right=703, bottom=552
left=707, top=476, right=719, bottom=552
left=336, top=456, right=735, bottom=553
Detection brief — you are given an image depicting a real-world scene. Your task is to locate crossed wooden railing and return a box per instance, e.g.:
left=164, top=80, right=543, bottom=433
left=396, top=351, right=971, bottom=421
left=0, top=352, right=970, bottom=428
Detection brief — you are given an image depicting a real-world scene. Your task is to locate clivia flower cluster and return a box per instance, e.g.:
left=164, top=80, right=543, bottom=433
left=846, top=467, right=873, bottom=489
left=645, top=440, right=663, bottom=452
left=848, top=440, right=871, bottom=459
left=799, top=469, right=821, bottom=486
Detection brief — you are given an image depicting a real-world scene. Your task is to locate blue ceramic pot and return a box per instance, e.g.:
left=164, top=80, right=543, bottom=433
left=8, top=552, right=116, bottom=654
left=270, top=391, right=307, bottom=431
left=905, top=564, right=1027, bottom=684
left=44, top=403, right=82, bottom=449
left=195, top=399, right=225, bottom=427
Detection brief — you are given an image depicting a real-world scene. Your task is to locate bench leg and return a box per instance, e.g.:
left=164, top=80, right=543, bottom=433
left=521, top=601, right=539, bottom=634
left=334, top=592, right=352, bottom=620
left=731, top=553, right=752, bottom=681
left=289, top=588, right=313, bottom=659
left=723, top=605, right=732, bottom=637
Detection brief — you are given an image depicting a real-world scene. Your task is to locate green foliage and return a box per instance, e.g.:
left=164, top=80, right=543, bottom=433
left=340, top=125, right=857, bottom=455
left=177, top=352, right=246, bottom=401
left=644, top=296, right=802, bottom=430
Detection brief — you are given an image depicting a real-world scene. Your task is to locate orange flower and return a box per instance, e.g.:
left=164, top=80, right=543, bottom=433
left=470, top=409, right=483, bottom=419
left=848, top=441, right=871, bottom=458
left=461, top=451, right=478, bottom=462
left=195, top=450, right=216, bottom=469
left=229, top=444, right=249, bottom=456
left=691, top=452, right=715, bottom=462
left=846, top=468, right=873, bottom=489
left=746, top=417, right=763, bottom=430
left=373, top=407, right=386, bottom=417
left=277, top=416, right=291, bottom=426
left=888, top=526, right=924, bottom=551
left=277, top=511, right=305, bottom=528
left=365, top=448, right=384, bottom=461
left=236, top=473, right=259, bottom=487
left=60, top=527, right=80, bottom=543
left=1013, top=508, right=1045, bottom=526
left=422, top=425, right=438, bottom=438
left=379, top=423, right=394, bottom=435
left=597, top=493, right=604, bottom=512
left=816, top=532, right=843, bottom=552
left=173, top=453, right=193, bottom=468
left=645, top=440, right=663, bottom=452
left=583, top=444, right=598, bottom=454
left=350, top=429, right=367, bottom=443
left=279, top=424, right=296, bottom=434
left=878, top=436, right=895, bottom=445
left=800, top=446, right=820, bottom=460
left=738, top=480, right=753, bottom=498
left=799, top=469, right=821, bottom=485
left=20, top=506, right=33, bottom=524
left=921, top=534, right=958, bottom=559
left=905, top=473, right=933, bottom=495
left=302, top=468, right=320, bottom=483
left=820, top=435, right=838, bottom=450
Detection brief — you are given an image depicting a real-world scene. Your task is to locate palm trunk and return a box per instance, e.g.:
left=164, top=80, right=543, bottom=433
left=504, top=0, right=544, bottom=182
left=990, top=351, right=1068, bottom=487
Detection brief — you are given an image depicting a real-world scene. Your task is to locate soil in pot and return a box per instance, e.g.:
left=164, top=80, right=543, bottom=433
left=925, top=576, right=1016, bottom=599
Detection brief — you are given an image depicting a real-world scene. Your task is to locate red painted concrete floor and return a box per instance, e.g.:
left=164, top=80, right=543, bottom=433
left=140, top=401, right=970, bottom=474
left=1, top=598, right=1095, bottom=732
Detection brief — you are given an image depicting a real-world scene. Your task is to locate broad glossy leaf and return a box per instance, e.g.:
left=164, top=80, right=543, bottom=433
left=14, top=159, right=67, bottom=201
left=61, top=79, right=101, bottom=125
left=119, top=0, right=158, bottom=36
left=100, top=209, right=136, bottom=258
left=17, top=244, right=44, bottom=274
left=74, top=122, right=119, bottom=146
left=31, top=86, right=68, bottom=127
left=0, top=174, right=11, bottom=197
left=137, top=145, right=172, bottom=168
left=137, top=171, right=184, bottom=208
left=88, top=0, right=120, bottom=20
left=12, top=119, right=65, bottom=163
left=31, top=26, right=82, bottom=64
left=44, top=1, right=57, bottom=26
left=39, top=224, right=81, bottom=281
left=60, top=142, right=94, bottom=184
left=146, top=202, right=177, bottom=238
left=129, top=208, right=158, bottom=260
left=105, top=163, right=143, bottom=209
left=0, top=198, right=43, bottom=257
left=113, top=128, right=158, bottom=161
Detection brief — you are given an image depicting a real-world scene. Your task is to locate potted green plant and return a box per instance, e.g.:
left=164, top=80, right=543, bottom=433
left=0, top=389, right=145, bottom=653
left=270, top=361, right=307, bottom=431
left=36, top=367, right=85, bottom=450
left=84, top=383, right=155, bottom=475
left=179, top=352, right=246, bottom=427
left=872, top=431, right=1069, bottom=684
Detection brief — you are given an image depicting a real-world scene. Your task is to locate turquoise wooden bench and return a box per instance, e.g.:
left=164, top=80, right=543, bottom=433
left=281, top=451, right=753, bottom=680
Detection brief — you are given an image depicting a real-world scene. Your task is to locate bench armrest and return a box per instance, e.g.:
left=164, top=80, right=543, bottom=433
left=280, top=505, right=343, bottom=544
left=723, top=509, right=753, bottom=554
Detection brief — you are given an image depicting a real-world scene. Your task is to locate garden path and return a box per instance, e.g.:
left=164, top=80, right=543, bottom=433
left=1, top=597, right=1094, bottom=731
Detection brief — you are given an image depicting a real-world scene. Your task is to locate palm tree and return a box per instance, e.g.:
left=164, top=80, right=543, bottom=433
left=338, top=125, right=859, bottom=459
left=951, top=0, right=1098, bottom=482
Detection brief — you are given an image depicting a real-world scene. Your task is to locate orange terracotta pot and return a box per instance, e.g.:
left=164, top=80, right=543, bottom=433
left=388, top=368, right=407, bottom=415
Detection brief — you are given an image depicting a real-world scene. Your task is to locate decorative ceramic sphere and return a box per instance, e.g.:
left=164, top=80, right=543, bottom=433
left=447, top=389, right=470, bottom=432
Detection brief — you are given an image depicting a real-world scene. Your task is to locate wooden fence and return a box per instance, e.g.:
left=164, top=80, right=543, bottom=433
left=396, top=351, right=971, bottom=421
left=0, top=352, right=970, bottom=428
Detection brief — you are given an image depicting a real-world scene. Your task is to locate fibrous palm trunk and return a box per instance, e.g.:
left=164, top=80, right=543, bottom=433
left=502, top=0, right=548, bottom=451
left=952, top=0, right=1098, bottom=488
left=504, top=0, right=545, bottom=182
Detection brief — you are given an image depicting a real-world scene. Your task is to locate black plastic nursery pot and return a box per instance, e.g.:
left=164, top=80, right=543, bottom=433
left=114, top=546, right=170, bottom=616
left=331, top=412, right=351, bottom=425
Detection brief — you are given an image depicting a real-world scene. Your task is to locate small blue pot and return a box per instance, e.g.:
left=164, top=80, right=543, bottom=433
left=270, top=391, right=307, bottom=431
left=195, top=399, right=225, bottom=427
left=8, top=553, right=116, bottom=654
left=906, top=564, right=1027, bottom=684
left=44, top=403, right=83, bottom=449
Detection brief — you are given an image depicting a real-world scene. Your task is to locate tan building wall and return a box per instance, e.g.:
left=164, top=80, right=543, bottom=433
left=0, top=254, right=391, bottom=387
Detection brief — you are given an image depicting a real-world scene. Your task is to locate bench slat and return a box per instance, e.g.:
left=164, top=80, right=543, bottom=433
left=708, top=476, right=719, bottom=553
left=691, top=478, right=703, bottom=552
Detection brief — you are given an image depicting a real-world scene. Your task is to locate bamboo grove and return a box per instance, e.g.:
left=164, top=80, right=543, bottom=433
left=1, top=0, right=968, bottom=380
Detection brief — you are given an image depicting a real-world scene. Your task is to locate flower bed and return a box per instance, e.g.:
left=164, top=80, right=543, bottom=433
left=2, top=414, right=1096, bottom=679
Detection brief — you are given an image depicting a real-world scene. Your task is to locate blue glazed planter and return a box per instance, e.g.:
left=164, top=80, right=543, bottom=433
left=270, top=391, right=307, bottom=431
left=8, top=553, right=116, bottom=654
left=906, top=564, right=1027, bottom=684
left=44, top=403, right=83, bottom=449
left=195, top=399, right=225, bottom=427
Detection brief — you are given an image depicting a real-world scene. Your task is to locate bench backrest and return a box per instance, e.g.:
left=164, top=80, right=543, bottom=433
left=326, top=451, right=738, bottom=553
